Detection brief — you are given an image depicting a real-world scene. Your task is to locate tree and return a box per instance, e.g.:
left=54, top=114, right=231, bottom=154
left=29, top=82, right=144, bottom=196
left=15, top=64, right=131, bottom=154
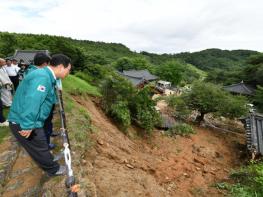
left=101, top=74, right=135, bottom=130
left=101, top=75, right=160, bottom=133
left=0, top=33, right=17, bottom=56
left=113, top=57, right=151, bottom=71
left=243, top=54, right=263, bottom=86
left=179, top=81, right=248, bottom=122
left=155, top=61, right=184, bottom=85
left=254, top=86, right=263, bottom=112
left=130, top=86, right=161, bottom=133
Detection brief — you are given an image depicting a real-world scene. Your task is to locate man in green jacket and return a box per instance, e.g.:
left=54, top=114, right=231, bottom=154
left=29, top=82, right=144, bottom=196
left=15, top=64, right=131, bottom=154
left=8, top=54, right=71, bottom=176
left=24, top=52, right=58, bottom=150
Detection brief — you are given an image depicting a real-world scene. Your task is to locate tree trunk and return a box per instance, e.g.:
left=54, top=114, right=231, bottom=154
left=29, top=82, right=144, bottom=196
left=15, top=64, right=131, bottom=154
left=196, top=112, right=205, bottom=124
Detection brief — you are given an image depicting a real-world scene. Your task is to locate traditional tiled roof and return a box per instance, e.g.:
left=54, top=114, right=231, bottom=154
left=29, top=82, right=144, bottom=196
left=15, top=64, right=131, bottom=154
left=118, top=72, right=146, bottom=86
left=13, top=50, right=50, bottom=65
left=224, top=81, right=255, bottom=96
left=122, top=70, right=158, bottom=81
left=119, top=69, right=158, bottom=87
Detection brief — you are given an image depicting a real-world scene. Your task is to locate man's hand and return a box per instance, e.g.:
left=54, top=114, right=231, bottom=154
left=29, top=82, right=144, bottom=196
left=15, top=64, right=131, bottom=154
left=19, top=130, right=32, bottom=138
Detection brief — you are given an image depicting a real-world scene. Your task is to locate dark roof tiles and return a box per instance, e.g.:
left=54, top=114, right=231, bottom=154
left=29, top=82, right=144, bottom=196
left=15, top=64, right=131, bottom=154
left=13, top=50, right=49, bottom=65
left=224, top=81, right=255, bottom=95
left=119, top=69, right=158, bottom=87
left=122, top=70, right=158, bottom=81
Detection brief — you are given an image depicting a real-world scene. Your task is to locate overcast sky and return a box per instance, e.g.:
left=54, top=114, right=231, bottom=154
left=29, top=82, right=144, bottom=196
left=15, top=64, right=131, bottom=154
left=0, top=0, right=262, bottom=54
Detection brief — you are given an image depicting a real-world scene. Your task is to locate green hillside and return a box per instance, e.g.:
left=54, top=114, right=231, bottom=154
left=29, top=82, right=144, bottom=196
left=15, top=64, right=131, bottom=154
left=174, top=48, right=259, bottom=70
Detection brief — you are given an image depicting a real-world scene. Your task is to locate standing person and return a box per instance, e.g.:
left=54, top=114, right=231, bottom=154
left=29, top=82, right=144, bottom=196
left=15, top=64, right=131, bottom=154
left=17, top=60, right=27, bottom=82
left=0, top=58, right=11, bottom=126
left=0, top=59, right=13, bottom=107
left=8, top=54, right=71, bottom=176
left=5, top=58, right=20, bottom=91
left=24, top=53, right=50, bottom=76
left=26, top=52, right=57, bottom=149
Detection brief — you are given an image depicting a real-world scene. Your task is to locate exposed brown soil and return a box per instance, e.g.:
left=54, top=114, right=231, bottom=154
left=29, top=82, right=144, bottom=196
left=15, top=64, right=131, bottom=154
left=73, top=96, right=246, bottom=197
left=0, top=95, right=245, bottom=196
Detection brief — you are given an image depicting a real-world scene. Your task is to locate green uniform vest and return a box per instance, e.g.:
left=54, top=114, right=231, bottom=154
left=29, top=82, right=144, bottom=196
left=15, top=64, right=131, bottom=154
left=8, top=67, right=57, bottom=130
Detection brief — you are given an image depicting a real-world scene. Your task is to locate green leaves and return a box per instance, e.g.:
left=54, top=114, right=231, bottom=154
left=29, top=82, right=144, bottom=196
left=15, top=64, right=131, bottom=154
left=169, top=81, right=249, bottom=122
left=101, top=76, right=160, bottom=134
left=113, top=57, right=151, bottom=71
left=155, top=61, right=184, bottom=85
left=254, top=86, right=263, bottom=112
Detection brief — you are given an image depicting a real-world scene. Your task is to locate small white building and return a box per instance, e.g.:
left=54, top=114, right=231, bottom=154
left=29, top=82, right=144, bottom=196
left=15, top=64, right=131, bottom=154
left=156, top=80, right=171, bottom=89
left=155, top=80, right=176, bottom=95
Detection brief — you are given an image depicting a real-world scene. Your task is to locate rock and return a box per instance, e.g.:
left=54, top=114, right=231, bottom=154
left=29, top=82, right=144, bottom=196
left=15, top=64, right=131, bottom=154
left=196, top=167, right=201, bottom=171
left=81, top=159, right=87, bottom=165
left=183, top=173, right=190, bottom=178
left=210, top=171, right=216, bottom=175
left=126, top=164, right=134, bottom=169
left=97, top=139, right=104, bottom=145
left=122, top=159, right=128, bottom=164
left=194, top=157, right=205, bottom=165
left=211, top=167, right=216, bottom=171
left=203, top=166, right=209, bottom=173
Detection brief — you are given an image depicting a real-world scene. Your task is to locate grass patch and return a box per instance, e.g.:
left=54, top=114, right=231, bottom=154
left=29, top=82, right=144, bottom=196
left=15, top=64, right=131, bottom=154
left=63, top=75, right=101, bottom=97
left=167, top=123, right=195, bottom=137
left=0, top=127, right=9, bottom=144
left=214, top=162, right=263, bottom=197
left=0, top=108, right=10, bottom=144
left=62, top=94, right=94, bottom=153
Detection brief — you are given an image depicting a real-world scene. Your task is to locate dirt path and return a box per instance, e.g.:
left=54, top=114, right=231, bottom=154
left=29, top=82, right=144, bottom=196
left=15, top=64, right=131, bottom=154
left=74, top=97, right=245, bottom=197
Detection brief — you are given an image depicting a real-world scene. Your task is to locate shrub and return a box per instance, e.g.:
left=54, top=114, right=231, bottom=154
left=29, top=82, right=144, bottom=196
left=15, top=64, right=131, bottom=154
left=224, top=163, right=263, bottom=197
left=130, top=86, right=161, bottom=134
left=110, top=101, right=131, bottom=130
left=101, top=75, right=160, bottom=134
left=168, top=123, right=195, bottom=137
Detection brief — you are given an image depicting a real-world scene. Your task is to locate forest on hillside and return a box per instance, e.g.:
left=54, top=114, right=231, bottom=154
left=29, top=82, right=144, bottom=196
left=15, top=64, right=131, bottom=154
left=0, top=31, right=262, bottom=112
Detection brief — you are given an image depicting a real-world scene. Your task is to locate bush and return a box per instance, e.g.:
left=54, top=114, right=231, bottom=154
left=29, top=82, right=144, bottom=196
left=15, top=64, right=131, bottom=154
left=74, top=71, right=93, bottom=83
left=110, top=101, right=131, bottom=130
left=222, top=162, right=263, bottom=197
left=168, top=123, right=195, bottom=137
left=101, top=75, right=160, bottom=134
left=130, top=86, right=161, bottom=134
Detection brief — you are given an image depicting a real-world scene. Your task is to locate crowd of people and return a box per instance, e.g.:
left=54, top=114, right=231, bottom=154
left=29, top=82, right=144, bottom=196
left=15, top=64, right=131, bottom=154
left=0, top=53, right=71, bottom=176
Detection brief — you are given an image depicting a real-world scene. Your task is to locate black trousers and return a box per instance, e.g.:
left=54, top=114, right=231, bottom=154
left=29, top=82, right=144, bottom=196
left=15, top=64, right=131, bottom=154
left=0, top=99, right=5, bottom=123
left=43, top=105, right=55, bottom=144
left=9, top=123, right=59, bottom=175
left=9, top=75, right=19, bottom=91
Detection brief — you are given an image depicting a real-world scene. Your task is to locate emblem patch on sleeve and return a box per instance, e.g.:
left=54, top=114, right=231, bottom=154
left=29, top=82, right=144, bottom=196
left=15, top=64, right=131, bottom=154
left=37, top=85, right=46, bottom=92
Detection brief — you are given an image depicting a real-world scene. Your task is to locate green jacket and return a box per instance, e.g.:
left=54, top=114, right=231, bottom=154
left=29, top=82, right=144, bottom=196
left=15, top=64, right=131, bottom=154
left=8, top=67, right=57, bottom=130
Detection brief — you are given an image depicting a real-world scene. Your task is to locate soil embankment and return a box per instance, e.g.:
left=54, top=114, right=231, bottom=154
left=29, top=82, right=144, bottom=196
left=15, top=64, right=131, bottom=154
left=75, top=97, right=245, bottom=197
left=0, top=96, right=245, bottom=196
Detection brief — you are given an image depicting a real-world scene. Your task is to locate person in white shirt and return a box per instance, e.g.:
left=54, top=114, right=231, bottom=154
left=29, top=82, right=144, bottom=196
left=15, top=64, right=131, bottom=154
left=5, top=58, right=20, bottom=91
left=0, top=58, right=12, bottom=126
